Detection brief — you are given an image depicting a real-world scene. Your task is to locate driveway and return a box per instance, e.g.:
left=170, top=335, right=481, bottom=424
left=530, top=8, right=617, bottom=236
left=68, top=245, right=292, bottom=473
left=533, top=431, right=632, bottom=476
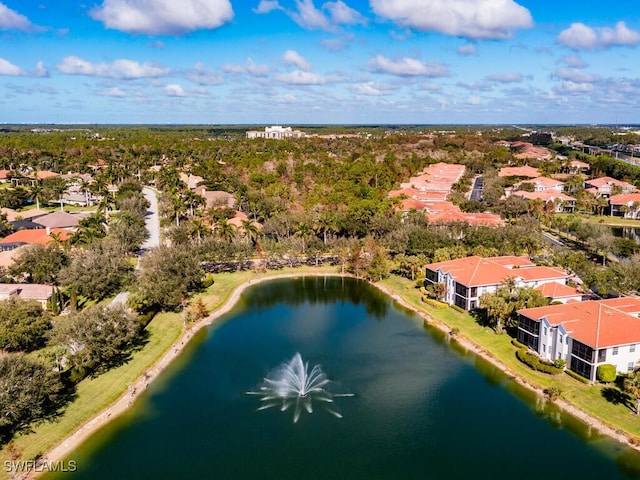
left=141, top=186, right=161, bottom=251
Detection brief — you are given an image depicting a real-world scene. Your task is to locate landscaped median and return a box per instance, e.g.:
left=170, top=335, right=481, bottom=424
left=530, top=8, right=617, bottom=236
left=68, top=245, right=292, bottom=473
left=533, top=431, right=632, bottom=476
left=0, top=265, right=339, bottom=479
left=377, top=274, right=640, bottom=444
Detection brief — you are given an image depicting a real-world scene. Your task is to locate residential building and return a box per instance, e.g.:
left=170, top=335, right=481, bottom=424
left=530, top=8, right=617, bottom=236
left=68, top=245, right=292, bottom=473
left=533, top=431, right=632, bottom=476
left=608, top=193, right=640, bottom=218
left=0, top=283, right=54, bottom=309
left=425, top=255, right=570, bottom=311
left=509, top=190, right=576, bottom=213
left=522, top=177, right=565, bottom=193
left=517, top=298, right=640, bottom=382
left=498, top=166, right=540, bottom=178
left=584, top=177, right=637, bottom=197
left=568, top=160, right=590, bottom=175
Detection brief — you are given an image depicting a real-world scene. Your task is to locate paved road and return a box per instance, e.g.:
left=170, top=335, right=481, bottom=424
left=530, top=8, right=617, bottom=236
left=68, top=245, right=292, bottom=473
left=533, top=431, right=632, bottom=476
left=141, top=186, right=160, bottom=251
left=470, top=176, right=484, bottom=201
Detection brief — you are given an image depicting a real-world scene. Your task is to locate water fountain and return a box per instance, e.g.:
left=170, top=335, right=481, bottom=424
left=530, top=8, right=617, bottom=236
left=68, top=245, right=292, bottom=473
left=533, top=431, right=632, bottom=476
left=247, top=353, right=353, bottom=423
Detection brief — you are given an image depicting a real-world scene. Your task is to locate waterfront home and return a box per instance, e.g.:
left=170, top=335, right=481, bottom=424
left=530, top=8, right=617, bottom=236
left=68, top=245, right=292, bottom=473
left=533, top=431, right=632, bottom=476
left=608, top=193, right=640, bottom=218
left=0, top=283, right=53, bottom=309
left=425, top=256, right=570, bottom=310
left=517, top=297, right=640, bottom=382
left=584, top=177, right=637, bottom=197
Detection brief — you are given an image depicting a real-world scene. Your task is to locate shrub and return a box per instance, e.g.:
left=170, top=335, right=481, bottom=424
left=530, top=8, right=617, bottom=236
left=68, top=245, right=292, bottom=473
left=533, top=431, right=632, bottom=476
left=422, top=297, right=448, bottom=309
left=565, top=369, right=590, bottom=384
left=450, top=327, right=460, bottom=337
left=202, top=274, right=215, bottom=289
left=511, top=339, right=527, bottom=349
left=553, top=358, right=567, bottom=370
left=544, top=385, right=563, bottom=400
left=450, top=304, right=466, bottom=314
left=516, top=348, right=563, bottom=375
left=596, top=363, right=617, bottom=383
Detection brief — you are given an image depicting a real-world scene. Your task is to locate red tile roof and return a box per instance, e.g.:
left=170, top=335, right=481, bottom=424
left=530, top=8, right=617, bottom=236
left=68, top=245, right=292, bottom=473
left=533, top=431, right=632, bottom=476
left=427, top=210, right=505, bottom=226
left=535, top=282, right=583, bottom=299
left=510, top=191, right=575, bottom=203
left=498, top=166, right=540, bottom=178
left=0, top=228, right=72, bottom=245
left=609, top=193, right=640, bottom=206
left=519, top=300, right=640, bottom=348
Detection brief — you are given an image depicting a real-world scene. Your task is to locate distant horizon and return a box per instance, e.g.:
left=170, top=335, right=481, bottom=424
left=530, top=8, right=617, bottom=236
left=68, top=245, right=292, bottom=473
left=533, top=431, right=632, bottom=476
left=2, top=1, right=640, bottom=124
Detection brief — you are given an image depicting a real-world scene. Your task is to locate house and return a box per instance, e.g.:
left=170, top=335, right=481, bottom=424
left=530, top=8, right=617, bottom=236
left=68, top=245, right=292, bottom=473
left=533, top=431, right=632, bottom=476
left=0, top=228, right=72, bottom=246
left=33, top=211, right=84, bottom=229
left=0, top=283, right=53, bottom=309
left=193, top=187, right=236, bottom=209
left=425, top=255, right=570, bottom=310
left=584, top=177, right=637, bottom=197
left=399, top=163, right=465, bottom=191
left=608, top=193, right=640, bottom=218
left=568, top=160, right=590, bottom=175
left=509, top=191, right=576, bottom=213
left=498, top=166, right=541, bottom=178
left=517, top=297, right=640, bottom=382
left=0, top=170, right=11, bottom=183
left=522, top=177, right=565, bottom=193
left=426, top=209, right=505, bottom=227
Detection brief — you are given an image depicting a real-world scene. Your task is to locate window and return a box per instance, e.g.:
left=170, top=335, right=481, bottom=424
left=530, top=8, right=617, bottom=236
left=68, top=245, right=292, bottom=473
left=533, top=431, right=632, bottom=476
left=613, top=347, right=619, bottom=356
left=559, top=335, right=563, bottom=344
left=572, top=340, right=595, bottom=362
left=542, top=344, right=546, bottom=353
left=543, top=327, right=547, bottom=336
left=632, top=344, right=636, bottom=353
left=629, top=362, right=635, bottom=372
left=470, top=287, right=478, bottom=297
left=598, top=349, right=606, bottom=362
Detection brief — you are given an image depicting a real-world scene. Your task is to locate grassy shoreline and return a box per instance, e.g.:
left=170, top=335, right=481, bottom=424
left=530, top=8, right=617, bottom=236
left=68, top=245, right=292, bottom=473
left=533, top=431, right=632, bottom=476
left=3, top=266, right=640, bottom=478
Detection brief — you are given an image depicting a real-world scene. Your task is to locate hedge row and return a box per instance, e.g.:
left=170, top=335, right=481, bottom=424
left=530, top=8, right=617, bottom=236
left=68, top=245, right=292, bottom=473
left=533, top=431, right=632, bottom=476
left=511, top=339, right=527, bottom=349
left=516, top=348, right=563, bottom=375
left=422, top=297, right=448, bottom=309
left=450, top=304, right=467, bottom=314
left=565, top=369, right=590, bottom=384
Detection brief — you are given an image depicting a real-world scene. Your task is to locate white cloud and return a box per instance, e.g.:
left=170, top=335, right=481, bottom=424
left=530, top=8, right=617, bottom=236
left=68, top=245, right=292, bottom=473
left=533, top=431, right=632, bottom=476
left=164, top=84, right=186, bottom=97
left=369, top=55, right=449, bottom=77
left=0, top=58, right=26, bottom=76
left=323, top=1, right=364, bottom=25
left=457, top=44, right=478, bottom=56
left=457, top=81, right=492, bottom=92
left=420, top=82, right=442, bottom=92
left=34, top=61, right=48, bottom=77
left=222, top=58, right=270, bottom=77
left=96, top=87, right=127, bottom=97
left=283, top=50, right=312, bottom=71
left=557, top=21, right=640, bottom=50
left=57, top=56, right=169, bottom=79
left=553, top=81, right=594, bottom=94
left=370, top=0, right=533, bottom=40
left=91, top=0, right=234, bottom=35
left=352, top=82, right=387, bottom=96
left=187, top=63, right=224, bottom=85
left=466, top=96, right=482, bottom=105
left=254, top=0, right=283, bottom=14
left=274, top=70, right=326, bottom=84
left=552, top=68, right=600, bottom=83
left=0, top=2, right=36, bottom=31
left=485, top=72, right=523, bottom=83
left=262, top=0, right=363, bottom=31
left=560, top=55, right=587, bottom=68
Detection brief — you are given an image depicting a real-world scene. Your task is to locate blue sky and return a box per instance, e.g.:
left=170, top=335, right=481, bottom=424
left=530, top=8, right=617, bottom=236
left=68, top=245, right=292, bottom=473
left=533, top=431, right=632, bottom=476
left=0, top=0, right=639, bottom=124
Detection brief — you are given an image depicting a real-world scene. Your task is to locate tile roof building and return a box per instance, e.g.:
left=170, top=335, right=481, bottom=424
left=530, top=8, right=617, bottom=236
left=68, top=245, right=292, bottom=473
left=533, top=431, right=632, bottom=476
left=498, top=166, right=541, bottom=178
left=0, top=283, right=53, bottom=309
left=425, top=255, right=570, bottom=311
left=518, top=297, right=640, bottom=382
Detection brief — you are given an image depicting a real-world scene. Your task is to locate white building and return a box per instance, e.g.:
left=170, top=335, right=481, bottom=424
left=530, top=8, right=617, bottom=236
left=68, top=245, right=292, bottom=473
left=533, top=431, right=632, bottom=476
left=517, top=297, right=640, bottom=382
left=246, top=126, right=306, bottom=139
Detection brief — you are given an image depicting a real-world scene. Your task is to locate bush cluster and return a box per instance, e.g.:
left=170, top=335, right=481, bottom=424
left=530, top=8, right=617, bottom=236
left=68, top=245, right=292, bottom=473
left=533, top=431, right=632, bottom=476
left=422, top=297, right=448, bottom=309
left=516, top=348, right=563, bottom=375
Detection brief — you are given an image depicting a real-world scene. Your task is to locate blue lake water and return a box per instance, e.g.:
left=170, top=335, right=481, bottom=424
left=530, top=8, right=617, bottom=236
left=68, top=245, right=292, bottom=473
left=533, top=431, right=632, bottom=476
left=47, top=277, right=640, bottom=479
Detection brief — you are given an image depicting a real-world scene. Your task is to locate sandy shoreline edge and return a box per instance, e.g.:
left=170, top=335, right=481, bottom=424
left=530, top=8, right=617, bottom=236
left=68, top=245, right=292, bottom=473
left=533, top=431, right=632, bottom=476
left=34, top=273, right=637, bottom=476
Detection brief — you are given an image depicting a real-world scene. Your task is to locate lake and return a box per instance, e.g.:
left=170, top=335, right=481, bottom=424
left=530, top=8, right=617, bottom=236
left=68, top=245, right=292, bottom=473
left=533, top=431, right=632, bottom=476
left=47, top=277, right=640, bottom=479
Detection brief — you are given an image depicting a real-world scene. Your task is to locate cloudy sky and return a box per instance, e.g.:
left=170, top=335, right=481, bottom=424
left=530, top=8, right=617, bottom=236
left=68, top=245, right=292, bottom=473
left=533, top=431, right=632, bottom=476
left=1, top=0, right=639, bottom=124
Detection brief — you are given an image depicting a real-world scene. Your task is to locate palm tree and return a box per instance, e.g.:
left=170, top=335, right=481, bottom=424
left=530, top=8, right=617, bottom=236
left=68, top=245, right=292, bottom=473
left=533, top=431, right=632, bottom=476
left=30, top=182, right=43, bottom=211
left=215, top=218, right=236, bottom=242
left=295, top=221, right=313, bottom=254
left=624, top=368, right=640, bottom=415
left=241, top=219, right=260, bottom=247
